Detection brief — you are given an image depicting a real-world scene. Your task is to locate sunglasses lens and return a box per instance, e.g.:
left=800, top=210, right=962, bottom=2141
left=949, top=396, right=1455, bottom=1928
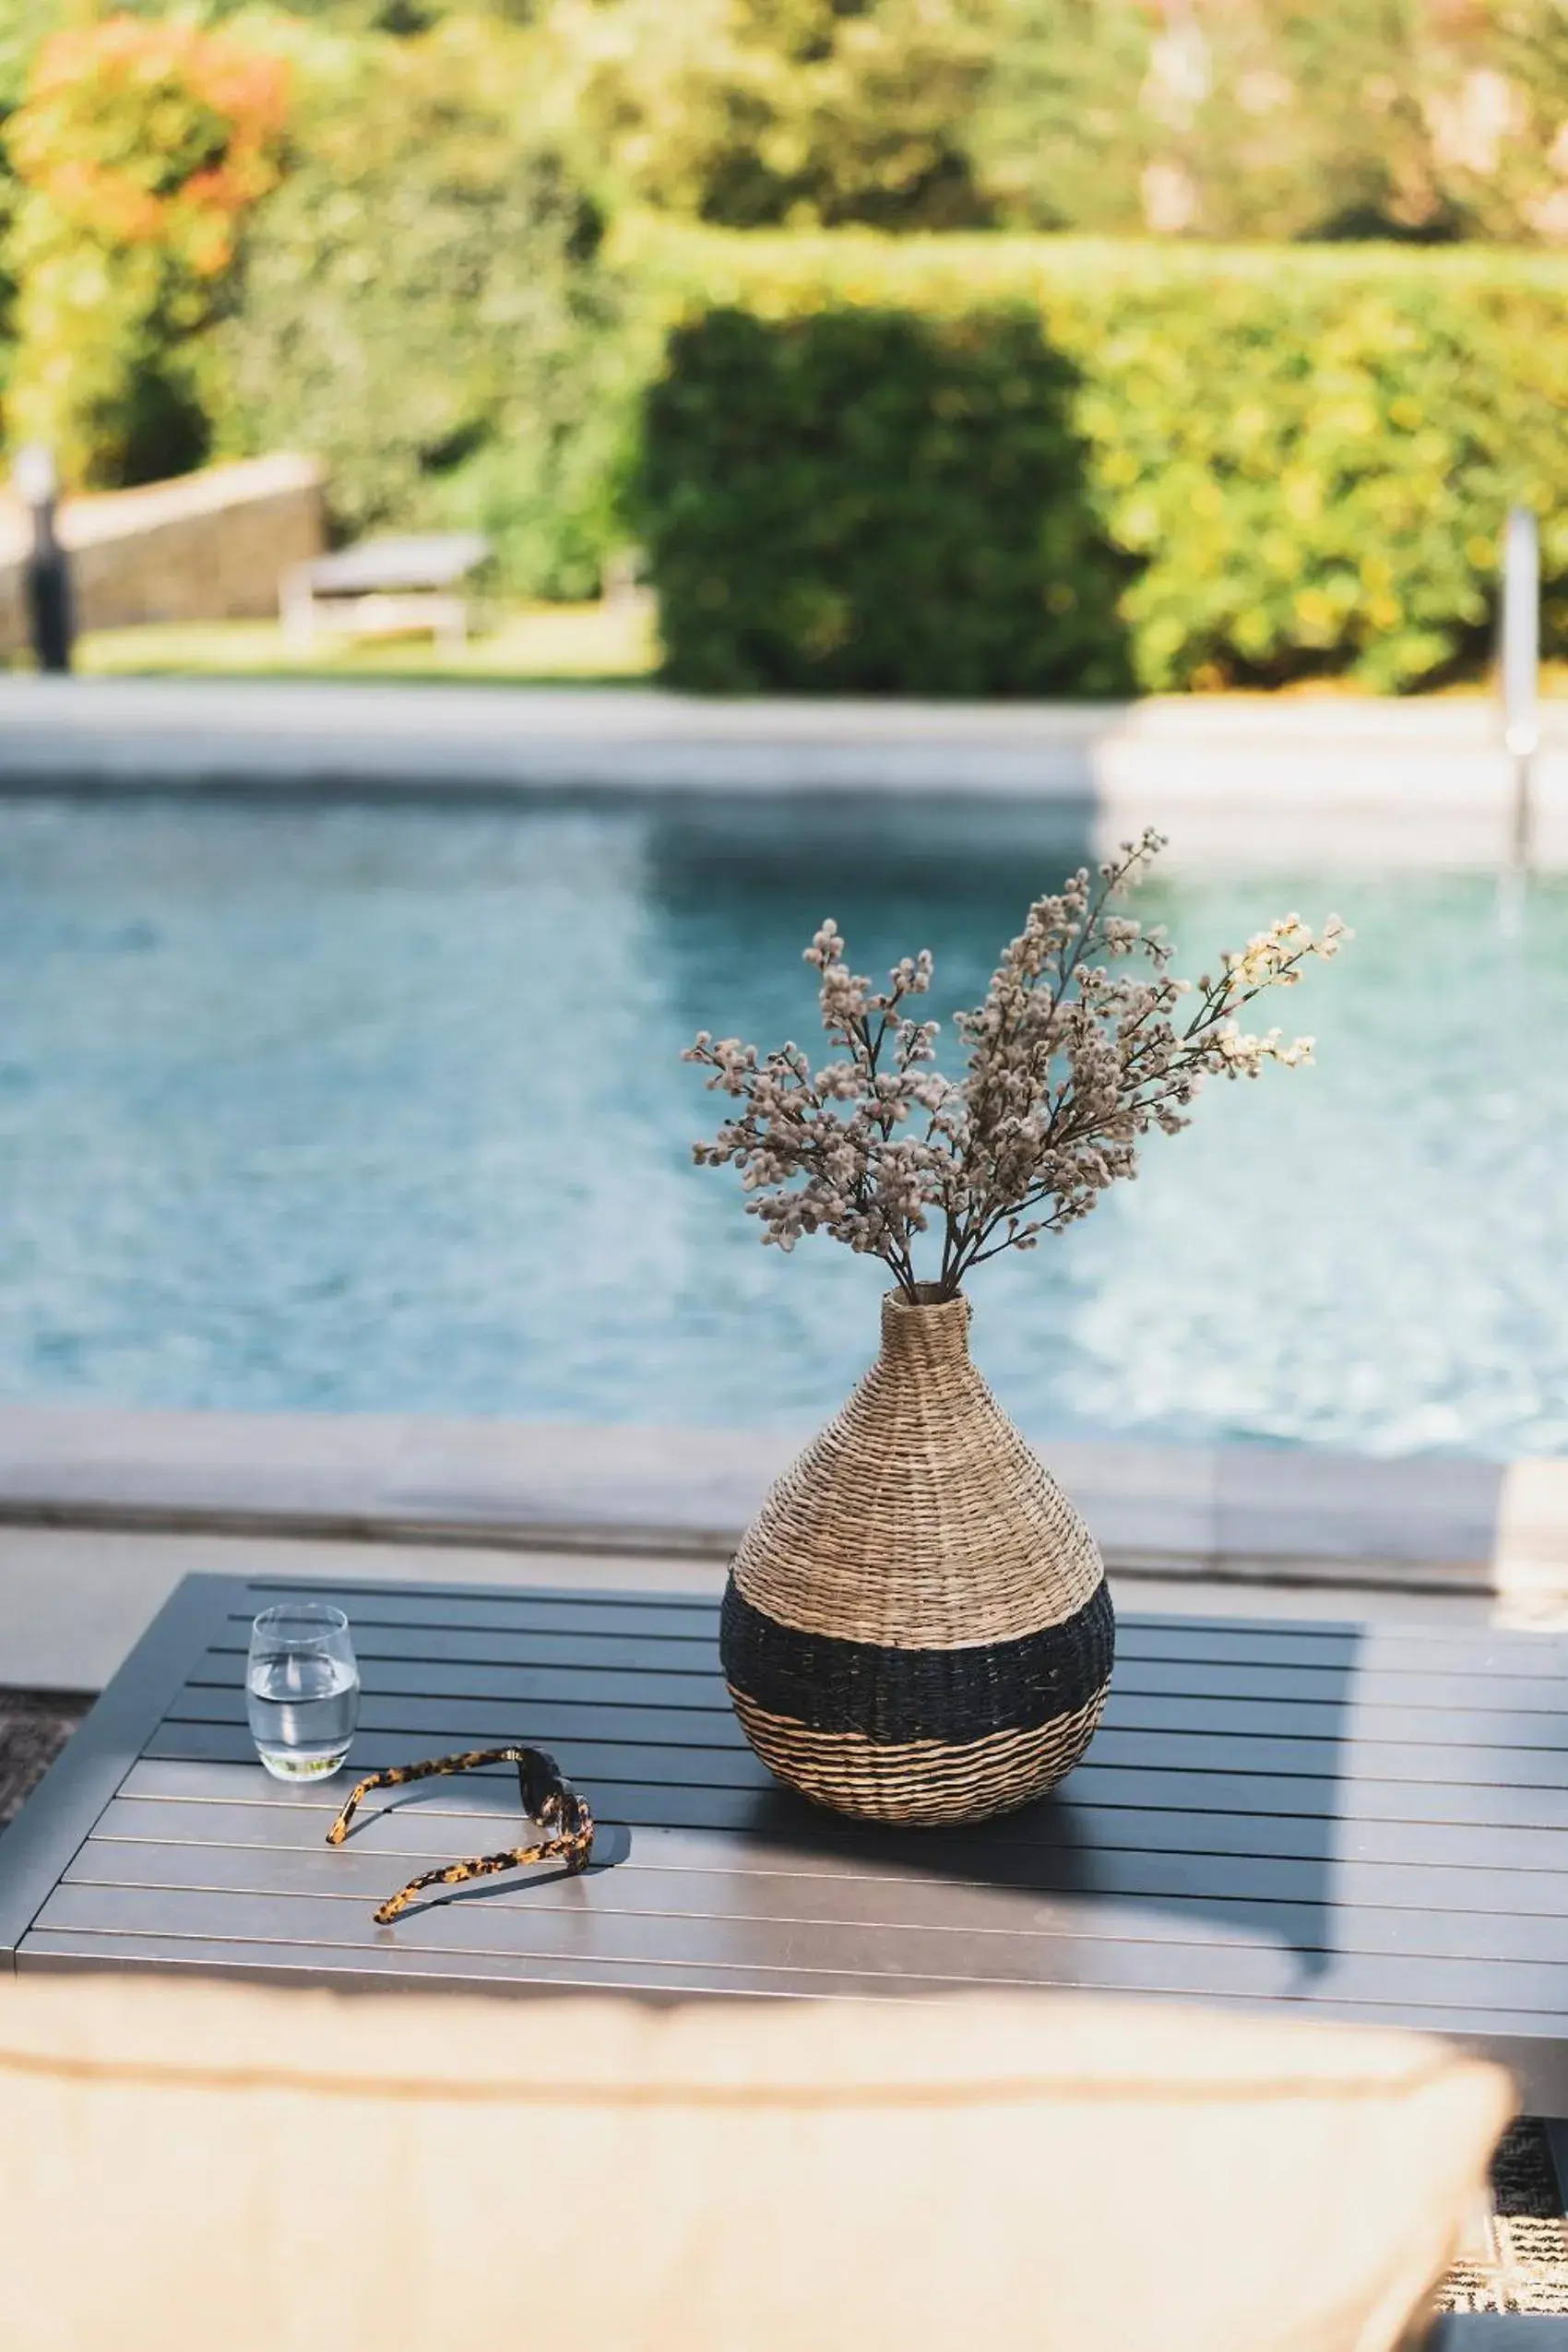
left=517, top=1747, right=562, bottom=1820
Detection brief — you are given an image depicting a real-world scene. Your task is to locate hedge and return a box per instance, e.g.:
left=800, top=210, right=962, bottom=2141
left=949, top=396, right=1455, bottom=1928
left=625, top=220, right=1568, bottom=694
left=640, top=304, right=1133, bottom=695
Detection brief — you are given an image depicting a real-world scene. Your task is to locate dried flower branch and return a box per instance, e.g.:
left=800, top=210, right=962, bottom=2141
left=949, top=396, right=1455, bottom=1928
left=685, top=831, right=1348, bottom=1302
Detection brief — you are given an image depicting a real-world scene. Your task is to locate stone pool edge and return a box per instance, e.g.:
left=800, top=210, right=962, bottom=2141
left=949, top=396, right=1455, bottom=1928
left=2, top=678, right=1566, bottom=868
left=1, top=1402, right=1562, bottom=1598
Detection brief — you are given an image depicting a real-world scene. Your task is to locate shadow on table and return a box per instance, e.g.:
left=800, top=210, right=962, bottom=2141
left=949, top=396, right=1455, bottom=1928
left=723, top=1611, right=1366, bottom=1992
left=319, top=1606, right=1364, bottom=1989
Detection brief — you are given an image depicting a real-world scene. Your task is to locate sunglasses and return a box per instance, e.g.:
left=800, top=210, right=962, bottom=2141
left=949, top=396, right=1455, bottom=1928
left=326, top=1744, right=595, bottom=1924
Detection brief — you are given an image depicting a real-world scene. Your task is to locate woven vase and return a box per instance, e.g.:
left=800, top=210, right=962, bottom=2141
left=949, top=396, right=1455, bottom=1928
left=721, top=1287, right=1114, bottom=1827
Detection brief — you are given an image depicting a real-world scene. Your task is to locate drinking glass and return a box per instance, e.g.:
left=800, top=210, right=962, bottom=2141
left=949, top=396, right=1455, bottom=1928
left=246, top=1603, right=360, bottom=1782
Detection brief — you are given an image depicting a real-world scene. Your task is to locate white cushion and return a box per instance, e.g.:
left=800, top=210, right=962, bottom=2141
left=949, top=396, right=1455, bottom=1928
left=0, top=1971, right=1512, bottom=2352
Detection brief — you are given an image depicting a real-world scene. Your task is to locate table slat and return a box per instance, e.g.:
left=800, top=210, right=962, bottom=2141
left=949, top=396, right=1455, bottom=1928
left=88, top=1788, right=1568, bottom=1880
left=13, top=1568, right=1568, bottom=2107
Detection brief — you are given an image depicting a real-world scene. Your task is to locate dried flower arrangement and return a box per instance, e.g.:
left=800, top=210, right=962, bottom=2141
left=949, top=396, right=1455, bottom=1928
left=687, top=831, right=1348, bottom=1302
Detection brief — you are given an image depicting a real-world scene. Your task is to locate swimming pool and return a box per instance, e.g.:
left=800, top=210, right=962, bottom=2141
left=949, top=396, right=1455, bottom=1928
left=2, top=791, right=1564, bottom=1457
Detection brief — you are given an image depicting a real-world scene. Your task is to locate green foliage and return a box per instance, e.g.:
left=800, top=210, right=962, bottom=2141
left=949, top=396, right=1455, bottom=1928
left=6, top=0, right=1567, bottom=659
left=0, top=5, right=64, bottom=406
left=3, top=14, right=288, bottom=486
left=628, top=223, right=1568, bottom=692
left=636, top=302, right=1131, bottom=695
left=970, top=0, right=1568, bottom=245
left=216, top=23, right=630, bottom=596
left=208, top=0, right=543, bottom=33
left=965, top=0, right=1151, bottom=236
left=0, top=1, right=55, bottom=116
left=547, top=0, right=1568, bottom=247
left=544, top=0, right=997, bottom=230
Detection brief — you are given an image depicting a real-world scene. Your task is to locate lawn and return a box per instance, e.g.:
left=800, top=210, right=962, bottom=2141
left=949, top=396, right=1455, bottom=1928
left=42, top=599, right=1568, bottom=700
left=73, top=600, right=659, bottom=686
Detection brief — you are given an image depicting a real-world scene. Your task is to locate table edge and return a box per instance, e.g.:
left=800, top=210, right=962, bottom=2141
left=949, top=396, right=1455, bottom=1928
left=0, top=1574, right=232, bottom=1964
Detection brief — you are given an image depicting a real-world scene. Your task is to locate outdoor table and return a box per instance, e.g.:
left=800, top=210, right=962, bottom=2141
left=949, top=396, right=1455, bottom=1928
left=5, top=1571, right=1568, bottom=2112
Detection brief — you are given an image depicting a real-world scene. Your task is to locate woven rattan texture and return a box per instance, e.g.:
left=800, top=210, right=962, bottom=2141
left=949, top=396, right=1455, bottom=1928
left=719, top=1581, right=1114, bottom=1742
left=1438, top=2120, right=1568, bottom=2314
left=723, top=1290, right=1114, bottom=1825
left=731, top=1292, right=1106, bottom=1649
left=731, top=1687, right=1112, bottom=1824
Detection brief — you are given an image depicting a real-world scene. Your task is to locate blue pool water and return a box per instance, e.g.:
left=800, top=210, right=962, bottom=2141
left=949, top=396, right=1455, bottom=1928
left=2, top=792, right=1564, bottom=1457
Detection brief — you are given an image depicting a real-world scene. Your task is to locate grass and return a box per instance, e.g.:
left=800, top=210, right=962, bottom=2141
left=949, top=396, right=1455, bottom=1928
left=72, top=599, right=659, bottom=686
left=46, top=601, right=1568, bottom=699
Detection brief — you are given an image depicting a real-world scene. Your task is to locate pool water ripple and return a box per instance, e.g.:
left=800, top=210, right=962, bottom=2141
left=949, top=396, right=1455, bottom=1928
left=1, top=793, right=1564, bottom=1458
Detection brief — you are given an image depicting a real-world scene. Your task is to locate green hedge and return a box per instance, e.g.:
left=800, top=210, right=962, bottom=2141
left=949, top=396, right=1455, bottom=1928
left=625, top=220, right=1568, bottom=693
left=640, top=304, right=1132, bottom=695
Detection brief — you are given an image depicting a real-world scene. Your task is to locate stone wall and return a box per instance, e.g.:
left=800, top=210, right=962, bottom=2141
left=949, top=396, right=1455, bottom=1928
left=0, top=453, right=326, bottom=655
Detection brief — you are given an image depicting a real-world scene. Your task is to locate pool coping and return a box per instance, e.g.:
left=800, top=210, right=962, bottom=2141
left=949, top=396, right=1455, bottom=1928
left=3, top=677, right=1566, bottom=866
left=1, top=1403, right=1562, bottom=1603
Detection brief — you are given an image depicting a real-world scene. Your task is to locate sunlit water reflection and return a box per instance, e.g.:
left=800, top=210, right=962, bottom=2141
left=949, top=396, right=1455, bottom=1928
left=2, top=792, right=1563, bottom=1456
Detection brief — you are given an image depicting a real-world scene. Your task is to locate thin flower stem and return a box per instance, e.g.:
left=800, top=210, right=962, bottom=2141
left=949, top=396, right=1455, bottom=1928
left=685, top=846, right=1344, bottom=1291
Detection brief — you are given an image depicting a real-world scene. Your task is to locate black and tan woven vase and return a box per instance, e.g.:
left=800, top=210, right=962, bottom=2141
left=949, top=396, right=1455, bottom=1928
left=720, top=1287, right=1114, bottom=1827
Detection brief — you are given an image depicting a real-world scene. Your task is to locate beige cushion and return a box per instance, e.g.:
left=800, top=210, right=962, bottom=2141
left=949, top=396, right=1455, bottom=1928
left=0, top=1971, right=1511, bottom=2352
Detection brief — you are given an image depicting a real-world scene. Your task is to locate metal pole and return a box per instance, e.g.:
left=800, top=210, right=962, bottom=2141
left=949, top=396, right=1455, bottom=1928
left=12, top=444, right=73, bottom=674
left=1501, top=505, right=1538, bottom=873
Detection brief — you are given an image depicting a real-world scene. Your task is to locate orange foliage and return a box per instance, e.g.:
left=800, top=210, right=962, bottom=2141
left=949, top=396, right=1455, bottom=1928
left=8, top=17, right=290, bottom=277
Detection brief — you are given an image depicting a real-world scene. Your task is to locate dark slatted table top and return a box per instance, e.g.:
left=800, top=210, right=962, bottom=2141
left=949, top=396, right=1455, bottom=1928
left=6, top=1571, right=1568, bottom=2106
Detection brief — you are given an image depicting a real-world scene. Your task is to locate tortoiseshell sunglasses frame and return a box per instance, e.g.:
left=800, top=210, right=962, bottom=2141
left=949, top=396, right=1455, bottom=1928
left=326, top=1744, right=595, bottom=1924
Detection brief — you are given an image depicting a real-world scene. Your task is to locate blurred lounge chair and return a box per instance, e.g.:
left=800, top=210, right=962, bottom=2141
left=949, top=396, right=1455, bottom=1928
left=0, top=1971, right=1517, bottom=2350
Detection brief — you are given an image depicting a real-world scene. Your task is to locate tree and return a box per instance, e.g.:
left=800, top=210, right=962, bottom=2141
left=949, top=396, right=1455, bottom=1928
left=967, top=0, right=1568, bottom=245
left=4, top=15, right=287, bottom=484
left=218, top=21, right=627, bottom=593
left=543, top=0, right=999, bottom=229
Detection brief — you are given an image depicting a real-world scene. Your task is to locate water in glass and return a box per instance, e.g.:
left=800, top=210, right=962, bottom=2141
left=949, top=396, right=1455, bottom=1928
left=246, top=1603, right=360, bottom=1781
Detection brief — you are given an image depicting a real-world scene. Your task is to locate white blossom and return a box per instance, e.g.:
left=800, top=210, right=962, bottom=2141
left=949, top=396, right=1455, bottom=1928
left=684, top=832, right=1350, bottom=1299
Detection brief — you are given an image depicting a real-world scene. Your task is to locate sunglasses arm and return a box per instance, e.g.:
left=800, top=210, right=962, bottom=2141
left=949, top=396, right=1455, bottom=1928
left=326, top=1748, right=539, bottom=1847
left=323, top=1743, right=596, bottom=1920
left=372, top=1812, right=595, bottom=1925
